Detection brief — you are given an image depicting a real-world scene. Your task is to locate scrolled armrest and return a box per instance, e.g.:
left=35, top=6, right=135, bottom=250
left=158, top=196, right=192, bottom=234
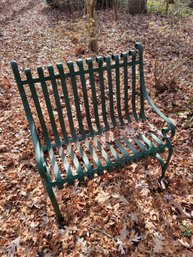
left=145, top=93, right=176, bottom=139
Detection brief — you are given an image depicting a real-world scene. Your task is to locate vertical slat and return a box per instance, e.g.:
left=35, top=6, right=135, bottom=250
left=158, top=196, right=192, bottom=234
left=25, top=68, right=63, bottom=189
left=57, top=63, right=77, bottom=141
left=47, top=65, right=69, bottom=144
left=67, top=61, right=85, bottom=138
left=104, top=56, right=116, bottom=127
left=96, top=56, right=109, bottom=130
left=129, top=50, right=139, bottom=121
left=86, top=58, right=102, bottom=133
left=121, top=52, right=131, bottom=122
left=135, top=42, right=145, bottom=120
left=112, top=54, right=124, bottom=126
left=77, top=59, right=94, bottom=135
left=37, top=67, right=60, bottom=146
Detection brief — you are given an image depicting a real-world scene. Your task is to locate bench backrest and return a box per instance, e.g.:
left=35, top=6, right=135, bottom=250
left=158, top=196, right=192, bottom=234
left=11, top=42, right=145, bottom=147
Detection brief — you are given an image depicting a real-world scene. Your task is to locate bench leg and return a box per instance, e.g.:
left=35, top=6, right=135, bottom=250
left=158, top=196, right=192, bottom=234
left=46, top=184, right=64, bottom=223
left=156, top=145, right=173, bottom=181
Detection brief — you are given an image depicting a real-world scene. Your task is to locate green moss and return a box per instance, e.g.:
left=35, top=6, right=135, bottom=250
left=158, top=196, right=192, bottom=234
left=180, top=224, right=192, bottom=237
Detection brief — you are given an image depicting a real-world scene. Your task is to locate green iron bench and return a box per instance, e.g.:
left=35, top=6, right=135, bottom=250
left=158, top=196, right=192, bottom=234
left=11, top=43, right=175, bottom=222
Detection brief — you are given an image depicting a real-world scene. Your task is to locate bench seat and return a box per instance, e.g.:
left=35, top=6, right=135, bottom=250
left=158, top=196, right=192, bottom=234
left=43, top=122, right=170, bottom=188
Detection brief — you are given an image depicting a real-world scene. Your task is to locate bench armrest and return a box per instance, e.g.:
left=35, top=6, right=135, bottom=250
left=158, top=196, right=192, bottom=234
left=144, top=93, right=176, bottom=138
left=135, top=43, right=175, bottom=139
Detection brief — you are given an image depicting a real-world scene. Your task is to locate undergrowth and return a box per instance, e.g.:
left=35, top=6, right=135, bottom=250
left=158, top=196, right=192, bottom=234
left=147, top=0, right=193, bottom=21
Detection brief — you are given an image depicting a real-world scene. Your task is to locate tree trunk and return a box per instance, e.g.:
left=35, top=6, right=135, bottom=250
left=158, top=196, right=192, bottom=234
left=113, top=0, right=118, bottom=21
left=128, top=0, right=147, bottom=14
left=87, top=0, right=97, bottom=51
left=96, top=0, right=113, bottom=9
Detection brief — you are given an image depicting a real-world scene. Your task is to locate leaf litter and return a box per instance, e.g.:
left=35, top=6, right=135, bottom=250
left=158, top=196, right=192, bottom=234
left=0, top=0, right=193, bottom=256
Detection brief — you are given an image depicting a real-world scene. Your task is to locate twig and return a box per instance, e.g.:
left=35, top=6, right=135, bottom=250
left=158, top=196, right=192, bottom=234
left=178, top=238, right=193, bottom=249
left=88, top=225, right=114, bottom=240
left=171, top=200, right=193, bottom=219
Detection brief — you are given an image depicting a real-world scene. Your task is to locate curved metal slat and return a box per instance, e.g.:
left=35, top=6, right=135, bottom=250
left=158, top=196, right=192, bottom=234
left=84, top=138, right=103, bottom=171
left=47, top=65, right=69, bottom=144
left=25, top=68, right=63, bottom=189
left=135, top=42, right=145, bottom=120
left=129, top=50, right=138, bottom=121
left=123, top=137, right=139, bottom=156
left=94, top=137, right=113, bottom=167
left=148, top=132, right=164, bottom=147
left=104, top=56, right=116, bottom=127
left=139, top=134, right=155, bottom=153
left=58, top=145, right=74, bottom=185
left=86, top=58, right=102, bottom=133
left=112, top=54, right=124, bottom=125
left=77, top=59, right=94, bottom=135
left=37, top=67, right=61, bottom=146
left=114, top=140, right=131, bottom=160
left=133, top=137, right=147, bottom=153
left=67, top=143, right=84, bottom=181
left=67, top=61, right=85, bottom=138
left=121, top=52, right=131, bottom=122
left=57, top=63, right=77, bottom=141
left=105, top=141, right=122, bottom=163
left=75, top=141, right=93, bottom=174
left=96, top=56, right=109, bottom=130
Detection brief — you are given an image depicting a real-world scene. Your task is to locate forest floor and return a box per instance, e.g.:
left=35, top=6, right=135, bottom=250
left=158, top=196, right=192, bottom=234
left=0, top=0, right=193, bottom=256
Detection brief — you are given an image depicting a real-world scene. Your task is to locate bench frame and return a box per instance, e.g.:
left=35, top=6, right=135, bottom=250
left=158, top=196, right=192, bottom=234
left=11, top=43, right=175, bottom=222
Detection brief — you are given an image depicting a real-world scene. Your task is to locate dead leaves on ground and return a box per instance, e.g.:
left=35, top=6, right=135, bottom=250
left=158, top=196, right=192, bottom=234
left=0, top=0, right=193, bottom=256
